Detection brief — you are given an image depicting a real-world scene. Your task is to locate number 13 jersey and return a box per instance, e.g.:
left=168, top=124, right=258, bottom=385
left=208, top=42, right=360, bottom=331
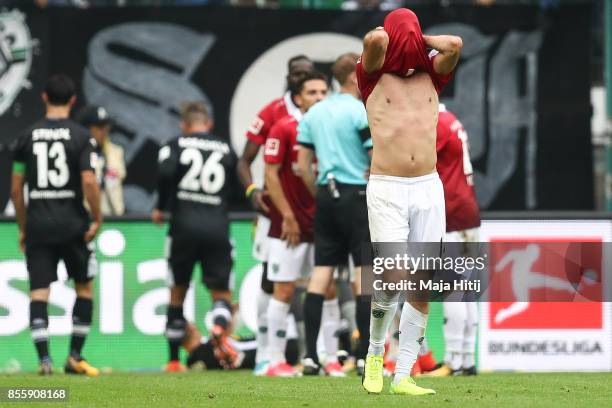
left=11, top=118, right=97, bottom=244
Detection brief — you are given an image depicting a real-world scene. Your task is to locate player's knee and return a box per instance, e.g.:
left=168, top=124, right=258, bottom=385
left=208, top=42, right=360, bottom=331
left=74, top=281, right=93, bottom=299
left=273, top=282, right=295, bottom=304
left=410, top=301, right=429, bottom=315
left=308, top=267, right=333, bottom=294
left=30, top=288, right=50, bottom=302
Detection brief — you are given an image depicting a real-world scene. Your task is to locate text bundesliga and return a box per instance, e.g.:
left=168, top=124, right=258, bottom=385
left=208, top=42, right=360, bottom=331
left=372, top=279, right=482, bottom=293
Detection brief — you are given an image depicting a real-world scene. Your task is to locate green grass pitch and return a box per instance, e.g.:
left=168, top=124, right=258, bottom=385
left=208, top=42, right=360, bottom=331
left=2, top=371, right=612, bottom=407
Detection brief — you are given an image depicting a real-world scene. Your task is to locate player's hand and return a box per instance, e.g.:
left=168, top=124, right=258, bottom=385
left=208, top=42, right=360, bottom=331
left=18, top=231, right=25, bottom=253
left=151, top=209, right=165, bottom=225
left=84, top=222, right=101, bottom=243
left=250, top=189, right=270, bottom=214
left=281, top=215, right=300, bottom=248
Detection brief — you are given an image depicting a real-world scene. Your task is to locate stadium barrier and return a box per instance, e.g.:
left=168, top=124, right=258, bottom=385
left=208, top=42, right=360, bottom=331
left=1, top=213, right=610, bottom=372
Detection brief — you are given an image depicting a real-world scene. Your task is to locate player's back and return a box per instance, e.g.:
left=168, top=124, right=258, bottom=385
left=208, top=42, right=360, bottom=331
left=12, top=118, right=94, bottom=243
left=166, top=132, right=236, bottom=240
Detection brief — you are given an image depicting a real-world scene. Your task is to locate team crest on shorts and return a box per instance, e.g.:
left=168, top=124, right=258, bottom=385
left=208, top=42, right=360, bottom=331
left=0, top=10, right=34, bottom=116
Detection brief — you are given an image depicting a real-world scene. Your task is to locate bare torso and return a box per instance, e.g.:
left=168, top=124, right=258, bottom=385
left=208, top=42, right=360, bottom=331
left=367, top=71, right=439, bottom=178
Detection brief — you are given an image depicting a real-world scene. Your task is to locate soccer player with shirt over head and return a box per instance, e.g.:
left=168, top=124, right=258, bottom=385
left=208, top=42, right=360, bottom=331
left=11, top=75, right=102, bottom=376
left=356, top=8, right=462, bottom=395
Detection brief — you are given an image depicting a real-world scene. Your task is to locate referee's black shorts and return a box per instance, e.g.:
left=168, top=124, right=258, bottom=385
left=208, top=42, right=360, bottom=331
left=314, top=183, right=370, bottom=267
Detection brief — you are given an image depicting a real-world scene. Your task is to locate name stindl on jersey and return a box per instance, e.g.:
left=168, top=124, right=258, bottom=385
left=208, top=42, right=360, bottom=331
left=177, top=136, right=228, bottom=206
left=30, top=130, right=73, bottom=200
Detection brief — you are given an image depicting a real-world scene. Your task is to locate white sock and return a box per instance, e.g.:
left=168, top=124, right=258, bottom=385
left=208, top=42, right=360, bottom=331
left=394, top=302, right=428, bottom=384
left=340, top=300, right=357, bottom=334
left=322, top=298, right=340, bottom=364
left=267, top=298, right=291, bottom=364
left=368, top=292, right=399, bottom=356
left=462, top=302, right=478, bottom=368
left=443, top=302, right=467, bottom=371
left=256, top=290, right=271, bottom=364
left=419, top=337, right=429, bottom=356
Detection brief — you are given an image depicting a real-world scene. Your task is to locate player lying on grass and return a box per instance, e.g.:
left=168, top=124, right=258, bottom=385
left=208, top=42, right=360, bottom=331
left=356, top=8, right=462, bottom=395
left=180, top=323, right=300, bottom=371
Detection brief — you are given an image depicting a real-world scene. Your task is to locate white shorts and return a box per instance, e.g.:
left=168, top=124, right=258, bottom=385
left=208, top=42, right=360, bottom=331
left=367, top=173, right=446, bottom=243
left=252, top=215, right=271, bottom=262
left=267, top=238, right=314, bottom=282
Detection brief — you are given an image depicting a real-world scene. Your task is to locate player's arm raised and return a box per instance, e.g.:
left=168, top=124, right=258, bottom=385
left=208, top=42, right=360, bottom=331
left=423, top=34, right=463, bottom=75
left=362, top=27, right=389, bottom=74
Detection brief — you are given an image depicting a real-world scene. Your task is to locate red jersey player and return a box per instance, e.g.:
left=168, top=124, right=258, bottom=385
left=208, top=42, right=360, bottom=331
left=436, top=104, right=481, bottom=233
left=426, top=104, right=481, bottom=378
left=236, top=55, right=313, bottom=376
left=262, top=72, right=329, bottom=377
left=356, top=8, right=454, bottom=104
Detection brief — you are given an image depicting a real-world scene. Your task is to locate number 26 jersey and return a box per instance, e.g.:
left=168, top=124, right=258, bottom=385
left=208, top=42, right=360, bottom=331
left=156, top=132, right=236, bottom=240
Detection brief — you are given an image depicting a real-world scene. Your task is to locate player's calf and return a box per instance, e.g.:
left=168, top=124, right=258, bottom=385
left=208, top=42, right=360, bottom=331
left=165, top=305, right=187, bottom=365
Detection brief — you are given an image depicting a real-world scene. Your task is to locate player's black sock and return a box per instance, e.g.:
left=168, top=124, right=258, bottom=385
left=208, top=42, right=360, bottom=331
left=211, top=299, right=232, bottom=330
left=30, top=300, right=50, bottom=363
left=285, top=339, right=299, bottom=366
left=303, top=292, right=324, bottom=364
left=338, top=328, right=352, bottom=355
left=355, top=295, right=371, bottom=360
left=70, top=297, right=93, bottom=360
left=165, top=306, right=186, bottom=362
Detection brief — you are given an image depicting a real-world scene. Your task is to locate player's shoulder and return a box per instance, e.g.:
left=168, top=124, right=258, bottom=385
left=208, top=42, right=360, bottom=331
left=260, top=96, right=286, bottom=115
left=275, top=115, right=298, bottom=130
left=63, top=119, right=94, bottom=145
left=438, top=105, right=457, bottom=123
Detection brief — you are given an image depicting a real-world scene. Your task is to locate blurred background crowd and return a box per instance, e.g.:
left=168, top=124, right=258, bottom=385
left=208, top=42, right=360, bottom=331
left=0, top=0, right=564, bottom=10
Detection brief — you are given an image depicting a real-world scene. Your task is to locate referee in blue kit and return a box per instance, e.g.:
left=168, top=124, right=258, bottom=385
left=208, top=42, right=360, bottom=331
left=296, top=53, right=372, bottom=375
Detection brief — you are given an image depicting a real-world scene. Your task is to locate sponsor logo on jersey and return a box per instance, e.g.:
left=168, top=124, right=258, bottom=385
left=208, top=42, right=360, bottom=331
left=248, top=117, right=264, bottom=135
left=264, top=138, right=280, bottom=156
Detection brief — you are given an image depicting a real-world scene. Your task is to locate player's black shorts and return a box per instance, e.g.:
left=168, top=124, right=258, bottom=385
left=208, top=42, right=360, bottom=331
left=25, top=238, right=96, bottom=291
left=166, top=236, right=233, bottom=290
left=314, top=183, right=370, bottom=267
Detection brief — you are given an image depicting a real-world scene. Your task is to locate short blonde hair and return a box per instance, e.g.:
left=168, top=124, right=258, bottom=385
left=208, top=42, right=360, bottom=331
left=331, top=52, right=360, bottom=86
